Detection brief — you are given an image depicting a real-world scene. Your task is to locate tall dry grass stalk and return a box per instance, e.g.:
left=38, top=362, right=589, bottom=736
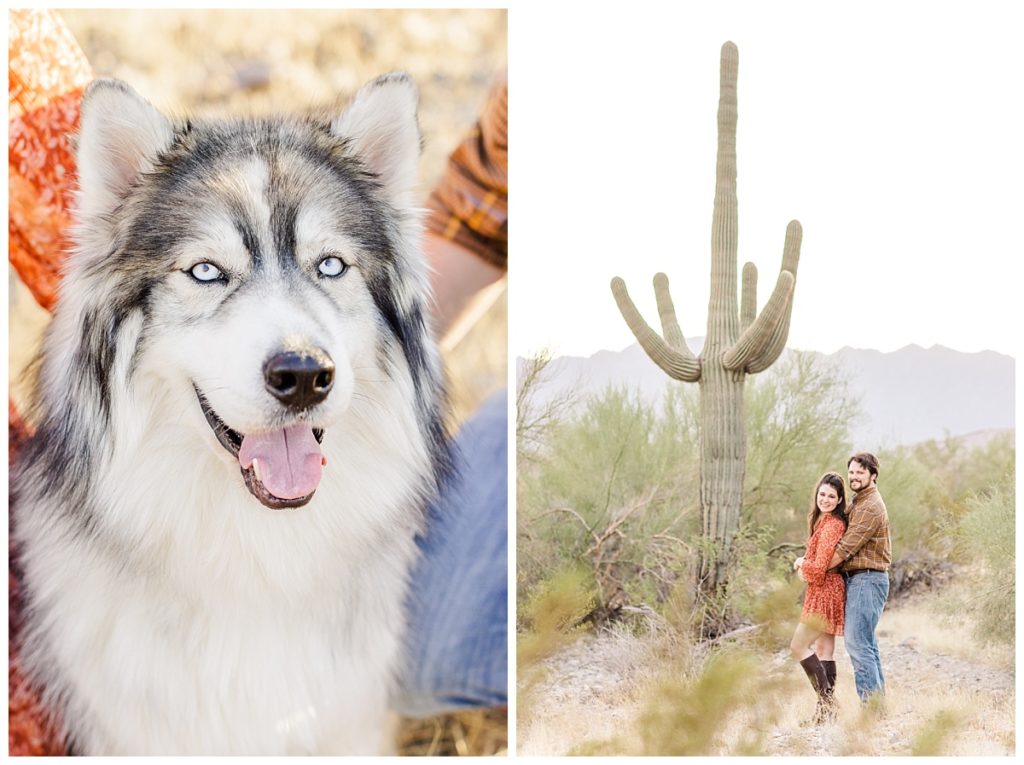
left=517, top=567, right=594, bottom=669
left=909, top=709, right=961, bottom=756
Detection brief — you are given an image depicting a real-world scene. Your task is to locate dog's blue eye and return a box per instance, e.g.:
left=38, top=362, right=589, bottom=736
left=318, top=256, right=347, bottom=278
left=190, top=263, right=223, bottom=283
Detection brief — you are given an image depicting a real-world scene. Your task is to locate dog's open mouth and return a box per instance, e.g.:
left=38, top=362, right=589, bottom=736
left=196, top=388, right=325, bottom=510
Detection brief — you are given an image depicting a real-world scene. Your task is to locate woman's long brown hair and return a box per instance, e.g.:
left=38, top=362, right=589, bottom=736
left=807, top=471, right=849, bottom=537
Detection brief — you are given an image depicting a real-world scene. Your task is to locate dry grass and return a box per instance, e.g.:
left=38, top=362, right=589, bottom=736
left=525, top=639, right=1014, bottom=757
left=519, top=587, right=1015, bottom=756
left=736, top=621, right=1013, bottom=757
left=518, top=621, right=706, bottom=756
left=517, top=627, right=651, bottom=757
left=828, top=677, right=1014, bottom=756
left=879, top=580, right=1014, bottom=670
left=519, top=693, right=638, bottom=757
left=399, top=708, right=507, bottom=757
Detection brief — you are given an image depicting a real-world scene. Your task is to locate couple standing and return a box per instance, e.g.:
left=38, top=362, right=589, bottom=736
left=789, top=452, right=892, bottom=724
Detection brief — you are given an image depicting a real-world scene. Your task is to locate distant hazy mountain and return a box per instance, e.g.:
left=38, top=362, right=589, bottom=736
left=518, top=341, right=1015, bottom=450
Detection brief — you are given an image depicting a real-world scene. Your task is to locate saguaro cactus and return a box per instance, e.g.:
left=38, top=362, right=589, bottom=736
left=611, top=42, right=802, bottom=601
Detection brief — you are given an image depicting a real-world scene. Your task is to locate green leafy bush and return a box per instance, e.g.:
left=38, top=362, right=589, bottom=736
left=953, top=476, right=1014, bottom=644
left=743, top=351, right=859, bottom=545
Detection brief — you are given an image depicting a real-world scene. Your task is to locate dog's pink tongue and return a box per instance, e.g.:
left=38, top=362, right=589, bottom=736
left=238, top=424, right=323, bottom=500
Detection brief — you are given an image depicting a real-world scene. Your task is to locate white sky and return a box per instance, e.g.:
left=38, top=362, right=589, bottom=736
left=510, top=1, right=1023, bottom=359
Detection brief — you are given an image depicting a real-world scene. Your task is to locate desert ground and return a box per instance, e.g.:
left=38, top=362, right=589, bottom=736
left=518, top=580, right=1014, bottom=756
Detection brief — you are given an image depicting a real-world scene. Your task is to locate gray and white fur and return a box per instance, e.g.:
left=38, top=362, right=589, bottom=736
left=12, top=72, right=451, bottom=755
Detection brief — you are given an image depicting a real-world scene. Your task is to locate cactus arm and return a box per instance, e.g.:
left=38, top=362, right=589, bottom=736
left=779, top=220, right=803, bottom=277
left=721, top=270, right=794, bottom=371
left=611, top=277, right=701, bottom=382
left=653, top=272, right=694, bottom=354
left=740, top=262, right=757, bottom=332
left=745, top=220, right=803, bottom=373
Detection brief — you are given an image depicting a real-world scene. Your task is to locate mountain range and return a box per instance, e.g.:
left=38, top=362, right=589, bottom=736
left=518, top=341, right=1015, bottom=450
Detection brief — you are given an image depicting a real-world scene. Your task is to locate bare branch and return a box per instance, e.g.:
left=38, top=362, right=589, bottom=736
left=586, top=490, right=656, bottom=558
left=651, top=532, right=695, bottom=554
left=516, top=348, right=579, bottom=463
left=768, top=542, right=806, bottom=557
left=531, top=506, right=599, bottom=545
left=707, top=623, right=763, bottom=645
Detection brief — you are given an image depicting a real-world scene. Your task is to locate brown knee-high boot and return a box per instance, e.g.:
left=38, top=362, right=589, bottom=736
left=799, top=655, right=833, bottom=725
left=822, top=660, right=837, bottom=693
left=821, top=659, right=838, bottom=721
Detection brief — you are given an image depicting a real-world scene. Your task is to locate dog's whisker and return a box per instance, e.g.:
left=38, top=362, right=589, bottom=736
left=350, top=392, right=386, bottom=410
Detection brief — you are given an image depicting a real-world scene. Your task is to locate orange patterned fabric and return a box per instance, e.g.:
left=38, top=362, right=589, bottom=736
left=800, top=513, right=846, bottom=636
left=9, top=400, right=67, bottom=756
left=424, top=75, right=507, bottom=271
left=8, top=8, right=88, bottom=756
left=9, top=8, right=93, bottom=312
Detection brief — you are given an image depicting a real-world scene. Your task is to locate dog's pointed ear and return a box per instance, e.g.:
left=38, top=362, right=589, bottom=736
left=331, top=72, right=421, bottom=206
left=77, top=78, right=174, bottom=217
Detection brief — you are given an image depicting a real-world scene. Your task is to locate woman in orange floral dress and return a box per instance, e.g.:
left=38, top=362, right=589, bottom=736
left=789, top=471, right=848, bottom=724
left=9, top=9, right=94, bottom=755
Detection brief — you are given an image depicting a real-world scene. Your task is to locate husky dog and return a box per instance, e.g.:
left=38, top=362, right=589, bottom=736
left=11, top=73, right=451, bottom=754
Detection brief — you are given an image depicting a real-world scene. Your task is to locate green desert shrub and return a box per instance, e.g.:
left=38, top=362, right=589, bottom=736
left=517, top=565, right=596, bottom=665
left=953, top=476, right=1014, bottom=644
left=743, top=351, right=858, bottom=543
left=517, top=385, right=700, bottom=610
left=881, top=433, right=1014, bottom=561
left=519, top=352, right=862, bottom=622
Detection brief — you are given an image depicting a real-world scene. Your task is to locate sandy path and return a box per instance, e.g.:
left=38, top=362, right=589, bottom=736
left=518, top=598, right=1015, bottom=756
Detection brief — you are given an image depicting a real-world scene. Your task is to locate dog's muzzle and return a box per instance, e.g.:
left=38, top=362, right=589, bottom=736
left=194, top=347, right=334, bottom=510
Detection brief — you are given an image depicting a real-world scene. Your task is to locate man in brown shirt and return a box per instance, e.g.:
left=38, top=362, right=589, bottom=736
left=395, top=75, right=508, bottom=719
left=827, top=452, right=891, bottom=702
left=424, top=76, right=507, bottom=347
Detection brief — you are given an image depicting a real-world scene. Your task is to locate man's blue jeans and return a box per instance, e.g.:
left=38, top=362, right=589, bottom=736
left=392, top=391, right=508, bottom=716
left=843, top=570, right=889, bottom=701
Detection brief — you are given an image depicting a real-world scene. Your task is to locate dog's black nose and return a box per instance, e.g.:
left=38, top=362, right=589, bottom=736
left=263, top=349, right=335, bottom=410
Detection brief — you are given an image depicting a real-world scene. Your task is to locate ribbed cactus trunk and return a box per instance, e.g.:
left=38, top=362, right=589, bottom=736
left=700, top=44, right=745, bottom=595
left=611, top=42, right=803, bottom=605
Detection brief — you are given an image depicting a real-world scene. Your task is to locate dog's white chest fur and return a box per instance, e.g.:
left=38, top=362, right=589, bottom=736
left=16, top=364, right=427, bottom=754
left=22, top=466, right=418, bottom=755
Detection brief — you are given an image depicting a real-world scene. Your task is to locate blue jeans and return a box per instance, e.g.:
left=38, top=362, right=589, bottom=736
left=391, top=391, right=508, bottom=716
left=843, top=570, right=889, bottom=701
